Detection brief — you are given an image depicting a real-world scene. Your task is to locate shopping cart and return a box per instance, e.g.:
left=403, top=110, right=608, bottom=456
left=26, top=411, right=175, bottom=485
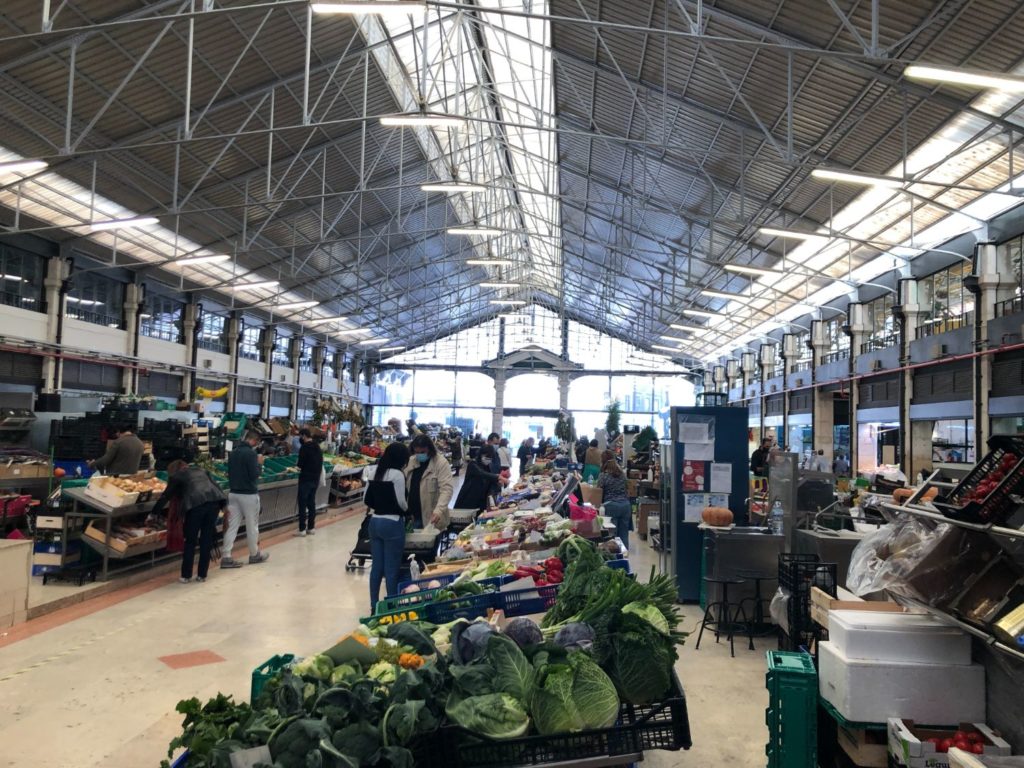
left=345, top=511, right=373, bottom=571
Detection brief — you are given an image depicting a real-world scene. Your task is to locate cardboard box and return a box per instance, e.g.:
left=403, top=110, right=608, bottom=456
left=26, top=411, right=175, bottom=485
left=84, top=521, right=165, bottom=554
left=888, top=719, right=1011, bottom=768
left=0, top=462, right=50, bottom=480
left=34, top=515, right=65, bottom=530
left=819, top=641, right=985, bottom=724
left=83, top=477, right=140, bottom=508
left=626, top=479, right=638, bottom=497
left=579, top=483, right=602, bottom=506
left=636, top=500, right=658, bottom=538
left=32, top=550, right=79, bottom=567
left=838, top=726, right=888, bottom=768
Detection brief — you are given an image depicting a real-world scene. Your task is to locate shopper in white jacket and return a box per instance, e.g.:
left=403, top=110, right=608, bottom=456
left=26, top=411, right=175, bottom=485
left=404, top=435, right=455, bottom=529
left=497, top=438, right=513, bottom=473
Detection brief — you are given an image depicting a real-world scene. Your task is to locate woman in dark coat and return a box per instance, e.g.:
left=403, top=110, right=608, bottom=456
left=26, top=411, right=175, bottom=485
left=453, top=444, right=508, bottom=513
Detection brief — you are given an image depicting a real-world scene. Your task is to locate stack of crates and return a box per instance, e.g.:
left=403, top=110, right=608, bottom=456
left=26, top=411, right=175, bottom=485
left=778, top=553, right=837, bottom=652
left=765, top=650, right=817, bottom=768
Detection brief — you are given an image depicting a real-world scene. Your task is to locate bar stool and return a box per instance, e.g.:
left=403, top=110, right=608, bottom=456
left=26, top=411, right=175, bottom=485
left=737, top=570, right=778, bottom=638
left=696, top=576, right=754, bottom=657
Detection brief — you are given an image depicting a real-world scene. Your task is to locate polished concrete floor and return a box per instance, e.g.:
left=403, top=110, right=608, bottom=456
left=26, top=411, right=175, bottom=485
left=0, top=511, right=768, bottom=768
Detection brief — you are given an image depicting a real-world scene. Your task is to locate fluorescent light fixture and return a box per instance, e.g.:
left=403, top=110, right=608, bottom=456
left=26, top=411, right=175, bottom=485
left=66, top=296, right=102, bottom=306
left=682, top=308, right=717, bottom=318
left=229, top=280, right=279, bottom=291
left=904, top=65, right=1024, bottom=92
left=172, top=254, right=231, bottom=266
left=810, top=168, right=904, bottom=188
left=89, top=216, right=159, bottom=232
left=378, top=346, right=406, bottom=352
left=421, top=181, right=487, bottom=193
left=140, top=314, right=152, bottom=319
left=311, top=1, right=425, bottom=16
left=490, top=299, right=526, bottom=306
left=358, top=338, right=390, bottom=346
left=724, top=264, right=782, bottom=277
left=702, top=289, right=744, bottom=300
left=479, top=282, right=519, bottom=288
left=1, top=274, right=26, bottom=282
left=308, top=315, right=347, bottom=325
left=274, top=300, right=320, bottom=310
left=659, top=335, right=689, bottom=342
left=467, top=259, right=514, bottom=266
left=449, top=226, right=503, bottom=237
left=669, top=324, right=705, bottom=332
left=0, top=159, right=48, bottom=174
left=334, top=328, right=368, bottom=336
left=652, top=344, right=682, bottom=352
left=758, top=227, right=823, bottom=240
left=380, top=112, right=466, bottom=128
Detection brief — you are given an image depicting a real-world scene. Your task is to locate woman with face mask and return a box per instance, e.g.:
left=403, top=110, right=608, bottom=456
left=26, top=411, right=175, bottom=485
left=403, top=434, right=454, bottom=529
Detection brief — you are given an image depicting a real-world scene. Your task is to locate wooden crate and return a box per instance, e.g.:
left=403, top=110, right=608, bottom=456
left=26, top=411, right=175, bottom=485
left=809, top=586, right=908, bottom=627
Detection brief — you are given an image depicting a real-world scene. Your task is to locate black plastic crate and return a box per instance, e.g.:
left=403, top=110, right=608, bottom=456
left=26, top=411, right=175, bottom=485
left=435, top=673, right=690, bottom=767
left=778, top=554, right=836, bottom=653
left=933, top=435, right=1024, bottom=525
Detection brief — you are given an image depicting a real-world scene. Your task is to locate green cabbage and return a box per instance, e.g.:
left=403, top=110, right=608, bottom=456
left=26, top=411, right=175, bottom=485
left=604, top=616, right=674, bottom=704
left=367, top=661, right=397, bottom=683
left=329, top=663, right=359, bottom=686
left=445, top=693, right=530, bottom=739
left=621, top=602, right=670, bottom=635
left=531, top=652, right=619, bottom=735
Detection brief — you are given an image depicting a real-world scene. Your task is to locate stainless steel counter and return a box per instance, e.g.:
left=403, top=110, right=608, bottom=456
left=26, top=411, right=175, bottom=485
left=703, top=527, right=784, bottom=607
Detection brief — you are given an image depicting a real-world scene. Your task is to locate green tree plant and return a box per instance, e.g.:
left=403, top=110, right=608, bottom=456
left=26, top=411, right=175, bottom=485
left=605, top=400, right=621, bottom=438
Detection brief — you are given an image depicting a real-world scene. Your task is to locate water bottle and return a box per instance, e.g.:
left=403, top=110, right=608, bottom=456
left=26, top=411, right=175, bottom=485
left=769, top=500, right=785, bottom=536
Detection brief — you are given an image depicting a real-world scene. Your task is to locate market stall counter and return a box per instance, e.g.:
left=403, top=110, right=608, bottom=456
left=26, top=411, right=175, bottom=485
left=65, top=485, right=163, bottom=580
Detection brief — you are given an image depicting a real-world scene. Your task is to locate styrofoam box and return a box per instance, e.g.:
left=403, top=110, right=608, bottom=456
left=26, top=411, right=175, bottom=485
left=829, top=610, right=972, bottom=665
left=818, top=641, right=985, bottom=724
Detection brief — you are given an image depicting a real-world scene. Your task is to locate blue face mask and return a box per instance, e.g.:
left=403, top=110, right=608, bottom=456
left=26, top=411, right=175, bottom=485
left=415, top=453, right=429, bottom=464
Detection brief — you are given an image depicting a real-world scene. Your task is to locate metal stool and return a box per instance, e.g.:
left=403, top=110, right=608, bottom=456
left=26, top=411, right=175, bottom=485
left=696, top=576, right=754, bottom=657
left=737, top=570, right=778, bottom=637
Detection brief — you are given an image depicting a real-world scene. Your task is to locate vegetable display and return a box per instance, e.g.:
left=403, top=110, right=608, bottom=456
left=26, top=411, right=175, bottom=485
left=161, top=536, right=688, bottom=767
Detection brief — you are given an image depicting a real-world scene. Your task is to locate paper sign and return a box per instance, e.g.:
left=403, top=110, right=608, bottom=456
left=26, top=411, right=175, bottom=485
left=683, top=493, right=706, bottom=522
left=681, top=460, right=706, bottom=491
left=679, top=422, right=710, bottom=443
left=710, top=462, right=732, bottom=493
left=708, top=493, right=729, bottom=509
left=685, top=441, right=715, bottom=461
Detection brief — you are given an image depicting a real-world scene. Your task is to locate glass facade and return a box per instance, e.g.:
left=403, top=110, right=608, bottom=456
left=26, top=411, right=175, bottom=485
left=0, top=244, right=43, bottom=311
left=271, top=332, right=291, bottom=367
left=198, top=309, right=228, bottom=353
left=916, top=262, right=974, bottom=338
left=299, top=342, right=315, bottom=373
left=931, top=418, right=974, bottom=464
left=140, top=294, right=184, bottom=343
left=65, top=271, right=124, bottom=328
left=240, top=324, right=263, bottom=362
left=861, top=293, right=896, bottom=351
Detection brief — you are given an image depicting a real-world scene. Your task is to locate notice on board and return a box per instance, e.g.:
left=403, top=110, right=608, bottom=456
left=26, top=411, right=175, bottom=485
left=679, top=421, right=711, bottom=443
left=709, top=462, right=732, bottom=493
left=683, top=493, right=706, bottom=522
left=685, top=442, right=715, bottom=461
left=681, top=460, right=706, bottom=492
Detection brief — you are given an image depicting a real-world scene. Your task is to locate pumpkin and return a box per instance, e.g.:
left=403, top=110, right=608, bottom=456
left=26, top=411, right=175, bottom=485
left=702, top=506, right=733, bottom=527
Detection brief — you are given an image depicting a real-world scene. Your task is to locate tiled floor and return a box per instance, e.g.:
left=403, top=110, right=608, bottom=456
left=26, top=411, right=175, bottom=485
left=0, top=511, right=768, bottom=768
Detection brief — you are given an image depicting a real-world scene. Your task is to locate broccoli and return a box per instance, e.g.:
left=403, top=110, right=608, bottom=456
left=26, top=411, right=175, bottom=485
left=367, top=661, right=397, bottom=683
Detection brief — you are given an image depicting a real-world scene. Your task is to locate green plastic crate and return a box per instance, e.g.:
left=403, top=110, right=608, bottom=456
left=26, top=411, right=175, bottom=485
left=250, top=653, right=295, bottom=702
left=765, top=650, right=817, bottom=768
left=220, top=413, right=249, bottom=441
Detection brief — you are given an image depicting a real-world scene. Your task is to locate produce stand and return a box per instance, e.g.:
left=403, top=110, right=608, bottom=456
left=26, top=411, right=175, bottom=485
left=64, top=486, right=162, bottom=580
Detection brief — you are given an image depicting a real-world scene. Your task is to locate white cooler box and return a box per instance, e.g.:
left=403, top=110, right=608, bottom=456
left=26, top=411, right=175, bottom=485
left=828, top=610, right=972, bottom=666
left=819, top=641, right=985, bottom=724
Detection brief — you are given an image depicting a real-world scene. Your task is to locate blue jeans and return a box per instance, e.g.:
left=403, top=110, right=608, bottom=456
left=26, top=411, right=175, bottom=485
left=369, top=516, right=406, bottom=611
left=297, top=480, right=318, bottom=532
left=604, top=499, right=631, bottom=550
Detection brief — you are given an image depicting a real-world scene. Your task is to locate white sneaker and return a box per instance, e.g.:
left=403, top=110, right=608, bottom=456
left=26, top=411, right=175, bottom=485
left=308, top=529, right=316, bottom=536
left=295, top=530, right=307, bottom=537
left=178, top=577, right=191, bottom=584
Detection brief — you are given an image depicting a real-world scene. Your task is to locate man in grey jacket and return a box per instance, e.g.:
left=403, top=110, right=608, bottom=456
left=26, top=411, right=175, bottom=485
left=89, top=424, right=145, bottom=475
left=221, top=431, right=270, bottom=568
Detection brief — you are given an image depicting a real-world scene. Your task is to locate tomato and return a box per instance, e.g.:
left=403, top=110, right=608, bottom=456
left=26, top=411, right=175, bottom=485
left=925, top=737, right=942, bottom=747
left=954, top=731, right=969, bottom=742
left=938, top=739, right=954, bottom=753
left=955, top=740, right=970, bottom=752
left=966, top=732, right=983, bottom=743
left=972, top=743, right=985, bottom=754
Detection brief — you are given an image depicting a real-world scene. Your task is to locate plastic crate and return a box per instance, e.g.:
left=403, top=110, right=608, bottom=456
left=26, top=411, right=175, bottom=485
left=361, top=605, right=431, bottom=627
left=425, top=591, right=498, bottom=623
left=53, top=459, right=93, bottom=478
left=498, top=583, right=561, bottom=617
left=250, top=653, right=295, bottom=702
left=933, top=435, right=1024, bottom=524
left=765, top=650, right=817, bottom=768
left=375, top=583, right=500, bottom=615
left=436, top=672, right=690, bottom=767
left=778, top=554, right=836, bottom=652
